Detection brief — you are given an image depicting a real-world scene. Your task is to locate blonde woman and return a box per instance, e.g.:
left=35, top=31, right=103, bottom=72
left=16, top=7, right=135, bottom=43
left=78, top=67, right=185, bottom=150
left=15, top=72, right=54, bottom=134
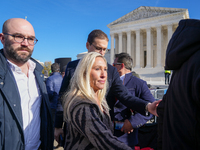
left=63, top=52, right=132, bottom=150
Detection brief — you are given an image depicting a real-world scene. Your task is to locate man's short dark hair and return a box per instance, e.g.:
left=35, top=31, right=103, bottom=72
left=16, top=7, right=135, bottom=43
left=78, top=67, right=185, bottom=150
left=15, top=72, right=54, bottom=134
left=51, top=63, right=60, bottom=72
left=115, top=52, right=133, bottom=71
left=87, top=29, right=109, bottom=45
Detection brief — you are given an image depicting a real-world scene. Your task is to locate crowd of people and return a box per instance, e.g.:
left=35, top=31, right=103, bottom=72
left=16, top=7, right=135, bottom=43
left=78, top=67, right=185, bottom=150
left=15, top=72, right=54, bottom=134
left=0, top=17, right=199, bottom=150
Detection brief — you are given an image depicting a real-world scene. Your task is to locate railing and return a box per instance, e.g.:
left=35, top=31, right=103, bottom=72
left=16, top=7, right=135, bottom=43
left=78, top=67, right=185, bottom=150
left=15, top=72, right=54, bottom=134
left=145, top=88, right=167, bottom=124
left=150, top=88, right=167, bottom=99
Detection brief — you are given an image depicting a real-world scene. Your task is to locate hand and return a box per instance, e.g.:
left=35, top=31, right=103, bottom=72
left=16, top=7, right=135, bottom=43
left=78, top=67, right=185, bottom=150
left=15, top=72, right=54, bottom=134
left=54, top=128, right=64, bottom=143
left=121, top=119, right=134, bottom=134
left=147, top=99, right=162, bottom=117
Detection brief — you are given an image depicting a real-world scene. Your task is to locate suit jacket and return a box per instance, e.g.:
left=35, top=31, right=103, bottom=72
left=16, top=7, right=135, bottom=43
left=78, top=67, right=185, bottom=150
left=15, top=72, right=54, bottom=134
left=0, top=49, right=53, bottom=150
left=55, top=59, right=149, bottom=128
left=114, top=72, right=155, bottom=147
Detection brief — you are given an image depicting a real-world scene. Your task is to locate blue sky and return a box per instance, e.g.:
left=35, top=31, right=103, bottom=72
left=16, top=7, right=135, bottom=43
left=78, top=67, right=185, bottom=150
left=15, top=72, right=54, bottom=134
left=0, top=0, right=199, bottom=63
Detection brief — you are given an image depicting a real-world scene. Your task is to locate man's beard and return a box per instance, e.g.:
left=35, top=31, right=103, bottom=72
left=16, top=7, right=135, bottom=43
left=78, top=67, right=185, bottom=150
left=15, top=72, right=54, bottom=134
left=4, top=42, right=33, bottom=64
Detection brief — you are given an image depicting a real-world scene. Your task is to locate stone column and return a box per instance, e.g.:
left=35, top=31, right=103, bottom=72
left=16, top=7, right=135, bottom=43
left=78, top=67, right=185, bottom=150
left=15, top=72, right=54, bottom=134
left=127, top=30, right=131, bottom=55
left=135, top=29, right=141, bottom=68
left=140, top=31, right=144, bottom=67
left=122, top=34, right=127, bottom=52
left=110, top=33, right=115, bottom=64
left=145, top=27, right=152, bottom=68
left=131, top=33, right=135, bottom=67
left=118, top=32, right=122, bottom=53
left=167, top=24, right=173, bottom=43
left=156, top=25, right=162, bottom=68
left=115, top=35, right=119, bottom=54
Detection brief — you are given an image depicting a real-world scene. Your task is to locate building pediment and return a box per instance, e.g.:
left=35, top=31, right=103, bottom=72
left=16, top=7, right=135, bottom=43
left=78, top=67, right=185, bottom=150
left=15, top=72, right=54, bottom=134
left=107, top=6, right=188, bottom=27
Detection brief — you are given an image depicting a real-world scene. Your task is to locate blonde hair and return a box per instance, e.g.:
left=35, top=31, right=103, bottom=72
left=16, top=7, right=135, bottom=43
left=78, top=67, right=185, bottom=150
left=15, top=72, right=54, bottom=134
left=63, top=52, right=109, bottom=121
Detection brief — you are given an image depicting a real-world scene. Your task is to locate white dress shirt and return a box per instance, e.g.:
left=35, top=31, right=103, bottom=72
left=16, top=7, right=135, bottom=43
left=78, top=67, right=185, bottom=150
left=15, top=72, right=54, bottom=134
left=8, top=59, right=41, bottom=150
left=120, top=74, right=125, bottom=83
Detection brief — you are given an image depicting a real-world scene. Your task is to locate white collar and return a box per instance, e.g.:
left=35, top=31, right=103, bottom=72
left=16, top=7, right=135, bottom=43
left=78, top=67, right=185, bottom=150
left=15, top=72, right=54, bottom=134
left=7, top=59, right=36, bottom=73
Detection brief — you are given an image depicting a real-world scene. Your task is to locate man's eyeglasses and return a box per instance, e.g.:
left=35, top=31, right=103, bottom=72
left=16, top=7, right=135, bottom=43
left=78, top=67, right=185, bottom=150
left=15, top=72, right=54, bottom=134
left=92, top=44, right=107, bottom=53
left=113, top=63, right=122, bottom=67
left=3, top=33, right=38, bottom=45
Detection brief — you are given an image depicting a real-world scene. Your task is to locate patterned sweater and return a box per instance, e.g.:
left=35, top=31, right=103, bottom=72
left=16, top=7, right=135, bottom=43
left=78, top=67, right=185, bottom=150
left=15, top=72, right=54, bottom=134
left=64, top=98, right=132, bottom=150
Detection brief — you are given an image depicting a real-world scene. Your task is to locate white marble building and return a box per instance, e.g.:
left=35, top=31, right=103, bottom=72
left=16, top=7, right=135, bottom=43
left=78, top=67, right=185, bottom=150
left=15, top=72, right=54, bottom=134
left=107, top=6, right=189, bottom=68
left=107, top=6, right=189, bottom=84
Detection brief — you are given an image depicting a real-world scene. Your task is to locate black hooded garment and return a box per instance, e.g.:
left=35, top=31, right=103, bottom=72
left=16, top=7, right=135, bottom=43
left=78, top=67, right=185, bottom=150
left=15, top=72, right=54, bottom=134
left=157, top=19, right=200, bottom=150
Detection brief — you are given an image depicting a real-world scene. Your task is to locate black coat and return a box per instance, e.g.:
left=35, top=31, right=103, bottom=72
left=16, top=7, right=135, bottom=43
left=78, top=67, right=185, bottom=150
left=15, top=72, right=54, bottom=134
left=157, top=19, right=200, bottom=150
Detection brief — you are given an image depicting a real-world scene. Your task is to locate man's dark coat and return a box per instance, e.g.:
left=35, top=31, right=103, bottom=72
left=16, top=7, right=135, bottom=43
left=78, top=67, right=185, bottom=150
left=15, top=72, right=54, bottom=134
left=114, top=72, right=155, bottom=147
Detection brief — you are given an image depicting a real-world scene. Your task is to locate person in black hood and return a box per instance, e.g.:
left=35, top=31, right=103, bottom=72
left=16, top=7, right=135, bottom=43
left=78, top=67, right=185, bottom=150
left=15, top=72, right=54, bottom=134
left=157, top=19, right=200, bottom=150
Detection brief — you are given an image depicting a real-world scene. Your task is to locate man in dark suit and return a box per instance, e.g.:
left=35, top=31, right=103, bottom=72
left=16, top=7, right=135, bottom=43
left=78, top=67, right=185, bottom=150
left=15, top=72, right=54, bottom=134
left=113, top=53, right=155, bottom=149
left=54, top=29, right=160, bottom=143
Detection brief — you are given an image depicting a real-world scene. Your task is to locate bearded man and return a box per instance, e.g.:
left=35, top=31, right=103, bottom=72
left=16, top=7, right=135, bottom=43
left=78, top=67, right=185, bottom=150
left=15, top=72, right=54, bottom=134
left=0, top=18, right=53, bottom=150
